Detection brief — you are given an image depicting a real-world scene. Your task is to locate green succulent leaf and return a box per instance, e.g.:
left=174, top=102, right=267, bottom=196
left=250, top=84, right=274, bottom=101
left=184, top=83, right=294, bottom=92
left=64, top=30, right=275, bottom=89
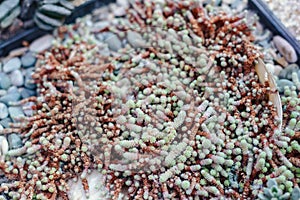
left=39, top=4, right=71, bottom=17
left=34, top=15, right=55, bottom=30
left=0, top=0, right=19, bottom=20
left=263, top=188, right=274, bottom=198
left=291, top=187, right=300, bottom=200
left=35, top=11, right=63, bottom=27
left=267, top=179, right=278, bottom=188
left=41, top=0, right=59, bottom=4
left=280, top=193, right=290, bottom=200
left=59, top=0, right=75, bottom=10
left=258, top=193, right=269, bottom=200
left=1, top=6, right=20, bottom=29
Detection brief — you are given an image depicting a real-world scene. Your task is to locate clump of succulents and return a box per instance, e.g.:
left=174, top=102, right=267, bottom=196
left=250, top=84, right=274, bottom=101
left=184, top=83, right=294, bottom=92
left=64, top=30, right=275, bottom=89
left=0, top=0, right=21, bottom=29
left=34, top=0, right=75, bottom=30
left=258, top=179, right=300, bottom=200
left=0, top=0, right=77, bottom=32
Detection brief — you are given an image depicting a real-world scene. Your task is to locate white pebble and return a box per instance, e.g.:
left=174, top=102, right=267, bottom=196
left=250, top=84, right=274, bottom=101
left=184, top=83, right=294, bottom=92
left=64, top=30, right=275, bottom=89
left=10, top=70, right=24, bottom=86
left=0, top=103, right=8, bottom=119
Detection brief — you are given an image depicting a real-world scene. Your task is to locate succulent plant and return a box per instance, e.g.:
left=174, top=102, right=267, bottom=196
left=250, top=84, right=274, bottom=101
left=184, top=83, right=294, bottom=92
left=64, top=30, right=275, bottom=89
left=34, top=0, right=75, bottom=30
left=291, top=187, right=300, bottom=200
left=258, top=179, right=299, bottom=200
left=0, top=0, right=21, bottom=29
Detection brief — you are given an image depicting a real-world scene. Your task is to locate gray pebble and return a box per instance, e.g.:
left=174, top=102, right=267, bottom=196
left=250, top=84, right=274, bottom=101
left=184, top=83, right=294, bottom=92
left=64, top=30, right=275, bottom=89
left=113, top=6, right=126, bottom=17
left=24, top=77, right=36, bottom=89
left=21, top=88, right=36, bottom=99
left=273, top=36, right=298, bottom=63
left=116, top=0, right=129, bottom=8
left=8, top=47, right=28, bottom=58
left=3, top=57, right=21, bottom=73
left=127, top=31, right=147, bottom=48
left=0, top=90, right=6, bottom=97
left=8, top=106, right=25, bottom=122
left=0, top=92, right=21, bottom=105
left=7, top=133, right=22, bottom=149
left=21, top=52, right=36, bottom=68
left=277, top=79, right=295, bottom=92
left=0, top=117, right=11, bottom=128
left=9, top=70, right=24, bottom=87
left=24, top=67, right=36, bottom=89
left=0, top=73, right=11, bottom=89
left=273, top=65, right=283, bottom=76
left=29, top=34, right=54, bottom=53
left=7, top=86, right=18, bottom=94
left=99, top=46, right=110, bottom=57
left=104, top=32, right=122, bottom=52
left=278, top=64, right=299, bottom=80
left=0, top=103, right=8, bottom=119
left=92, top=21, right=110, bottom=32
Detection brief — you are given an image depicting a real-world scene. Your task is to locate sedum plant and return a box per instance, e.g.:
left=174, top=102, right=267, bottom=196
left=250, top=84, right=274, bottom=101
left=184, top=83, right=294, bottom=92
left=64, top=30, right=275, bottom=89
left=258, top=179, right=300, bottom=200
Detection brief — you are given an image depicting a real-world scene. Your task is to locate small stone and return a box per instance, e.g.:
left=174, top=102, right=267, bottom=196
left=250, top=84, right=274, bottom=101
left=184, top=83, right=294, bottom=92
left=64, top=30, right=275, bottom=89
left=127, top=31, right=148, bottom=48
left=0, top=73, right=11, bottom=89
left=273, top=36, right=298, bottom=63
left=3, top=57, right=21, bottom=73
left=21, top=88, right=36, bottom=99
left=8, top=106, right=25, bottom=121
left=9, top=70, right=24, bottom=87
left=116, top=0, right=129, bottom=8
left=7, top=133, right=22, bottom=149
left=0, top=135, right=9, bottom=156
left=273, top=65, right=283, bottom=76
left=0, top=117, right=11, bottom=128
left=275, top=56, right=289, bottom=68
left=0, top=124, right=3, bottom=131
left=0, top=92, right=21, bottom=105
left=21, top=52, right=36, bottom=68
left=7, top=86, right=18, bottom=94
left=8, top=47, right=28, bottom=57
left=0, top=90, right=7, bottom=97
left=104, top=33, right=122, bottom=52
left=113, top=7, right=126, bottom=17
left=25, top=67, right=35, bottom=77
left=29, top=34, right=54, bottom=53
left=91, top=21, right=109, bottom=32
left=277, top=79, right=295, bottom=93
left=0, top=103, right=8, bottom=119
left=266, top=63, right=275, bottom=74
left=24, top=76, right=36, bottom=89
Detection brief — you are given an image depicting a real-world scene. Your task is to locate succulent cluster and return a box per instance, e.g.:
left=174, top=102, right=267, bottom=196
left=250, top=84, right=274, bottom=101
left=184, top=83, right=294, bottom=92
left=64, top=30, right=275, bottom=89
left=0, top=0, right=21, bottom=29
left=0, top=0, right=76, bottom=34
left=258, top=179, right=300, bottom=200
left=34, top=0, right=75, bottom=30
left=0, top=0, right=299, bottom=199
